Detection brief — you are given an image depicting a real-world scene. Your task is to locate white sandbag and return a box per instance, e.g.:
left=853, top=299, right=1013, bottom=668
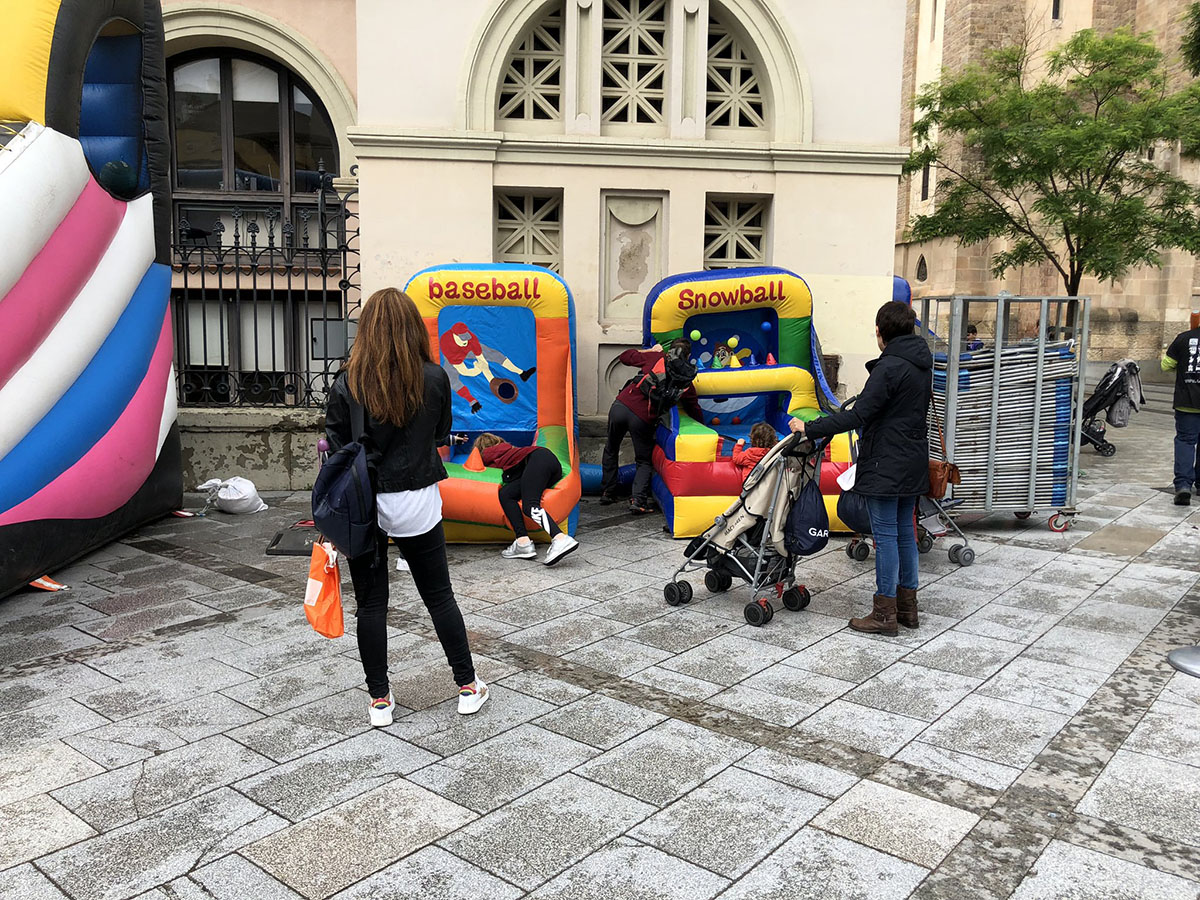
left=198, top=476, right=268, bottom=514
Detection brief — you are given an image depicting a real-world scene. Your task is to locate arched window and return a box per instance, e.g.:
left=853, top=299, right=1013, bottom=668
left=706, top=14, right=766, bottom=132
left=169, top=51, right=339, bottom=246
left=916, top=255, right=928, bottom=282
left=494, top=0, right=773, bottom=138
left=498, top=1, right=565, bottom=125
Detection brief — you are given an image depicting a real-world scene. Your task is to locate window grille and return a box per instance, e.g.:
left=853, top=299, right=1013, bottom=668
left=703, top=196, right=769, bottom=268
left=498, top=1, right=565, bottom=121
left=601, top=0, right=669, bottom=126
left=495, top=190, right=564, bottom=272
left=705, top=15, right=765, bottom=129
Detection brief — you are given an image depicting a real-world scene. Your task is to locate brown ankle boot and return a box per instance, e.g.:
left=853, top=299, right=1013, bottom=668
left=849, top=594, right=898, bottom=636
left=896, top=587, right=919, bottom=629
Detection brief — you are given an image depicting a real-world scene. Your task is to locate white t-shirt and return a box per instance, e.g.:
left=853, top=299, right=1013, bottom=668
left=376, top=485, right=442, bottom=538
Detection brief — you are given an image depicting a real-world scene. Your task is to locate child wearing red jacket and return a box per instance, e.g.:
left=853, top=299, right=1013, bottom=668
left=472, top=433, right=579, bottom=565
left=731, top=422, right=777, bottom=479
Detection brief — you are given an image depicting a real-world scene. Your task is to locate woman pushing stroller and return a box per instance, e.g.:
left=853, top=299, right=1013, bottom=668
left=789, top=301, right=931, bottom=636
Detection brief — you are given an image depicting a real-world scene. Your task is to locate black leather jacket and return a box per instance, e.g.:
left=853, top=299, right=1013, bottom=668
left=324, top=364, right=451, bottom=492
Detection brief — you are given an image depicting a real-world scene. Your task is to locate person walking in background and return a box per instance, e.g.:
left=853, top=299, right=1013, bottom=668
left=325, top=288, right=488, bottom=725
left=789, top=301, right=932, bottom=636
left=1163, top=320, right=1200, bottom=505
left=472, top=433, right=579, bottom=565
left=600, top=338, right=701, bottom=515
left=731, top=421, right=777, bottom=479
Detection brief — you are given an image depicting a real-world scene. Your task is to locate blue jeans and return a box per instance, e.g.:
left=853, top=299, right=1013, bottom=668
left=866, top=495, right=919, bottom=598
left=1176, top=411, right=1200, bottom=493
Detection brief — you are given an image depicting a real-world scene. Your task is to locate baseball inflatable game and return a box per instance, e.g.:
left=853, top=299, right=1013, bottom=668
left=404, top=264, right=581, bottom=542
left=643, top=267, right=853, bottom=536
left=0, top=0, right=180, bottom=597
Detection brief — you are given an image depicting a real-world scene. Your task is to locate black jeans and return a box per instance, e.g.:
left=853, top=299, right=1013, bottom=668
left=600, top=401, right=656, bottom=503
left=498, top=447, right=563, bottom=539
left=347, top=522, right=475, bottom=698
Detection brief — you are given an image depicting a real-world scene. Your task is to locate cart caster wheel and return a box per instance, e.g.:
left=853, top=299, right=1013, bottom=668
left=957, top=547, right=975, bottom=567
left=1098, top=442, right=1116, bottom=458
left=948, top=544, right=962, bottom=564
left=844, top=542, right=856, bottom=559
left=782, top=586, right=811, bottom=611
left=1015, top=511, right=1032, bottom=520
left=852, top=541, right=871, bottom=562
left=1048, top=514, right=1071, bottom=533
left=743, top=601, right=768, bottom=627
left=918, top=534, right=935, bottom=554
left=705, top=570, right=727, bottom=594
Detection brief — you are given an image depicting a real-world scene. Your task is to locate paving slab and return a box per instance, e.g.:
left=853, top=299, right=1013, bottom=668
left=526, top=837, right=729, bottom=900
left=716, top=827, right=929, bottom=900
left=243, top=780, right=475, bottom=899
left=781, top=632, right=908, bottom=682
left=78, top=658, right=254, bottom=720
left=658, top=633, right=792, bottom=685
left=977, top=656, right=1111, bottom=717
left=225, top=689, right=373, bottom=763
left=892, top=740, right=1022, bottom=790
left=438, top=774, right=654, bottom=891
left=577, top=719, right=754, bottom=806
left=0, top=863, right=71, bottom=899
left=329, top=845, right=523, bottom=900
left=0, top=740, right=104, bottom=806
left=534, top=693, right=666, bottom=749
left=386, top=685, right=555, bottom=757
left=497, top=670, right=593, bottom=706
left=733, top=747, right=860, bottom=798
left=847, top=662, right=982, bottom=722
left=37, top=788, right=285, bottom=900
left=219, top=655, right=367, bottom=715
left=626, top=664, right=724, bottom=700
left=797, top=700, right=927, bottom=757
left=561, top=636, right=673, bottom=677
left=631, top=766, right=827, bottom=877
left=0, top=794, right=96, bottom=869
left=0, top=699, right=110, bottom=753
left=236, top=729, right=438, bottom=821
left=176, top=854, right=306, bottom=900
left=1077, top=749, right=1200, bottom=846
left=407, top=723, right=596, bottom=812
left=812, top=778, right=979, bottom=868
left=918, top=694, right=1070, bottom=769
left=1010, top=839, right=1200, bottom=900
left=902, top=629, right=1024, bottom=678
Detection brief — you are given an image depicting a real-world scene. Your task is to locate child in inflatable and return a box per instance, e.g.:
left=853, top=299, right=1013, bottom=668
left=600, top=338, right=701, bottom=514
left=731, top=421, right=777, bottom=479
left=472, top=433, right=580, bottom=565
left=439, top=321, right=536, bottom=413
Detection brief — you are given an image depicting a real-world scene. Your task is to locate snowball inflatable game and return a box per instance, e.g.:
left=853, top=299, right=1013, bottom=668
left=404, top=264, right=581, bottom=542
left=0, top=0, right=180, bottom=597
left=644, top=267, right=853, bottom=537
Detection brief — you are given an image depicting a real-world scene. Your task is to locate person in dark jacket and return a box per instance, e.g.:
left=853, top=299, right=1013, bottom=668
left=325, top=288, right=487, bottom=725
left=1162, top=323, right=1200, bottom=505
left=472, top=433, right=580, bottom=565
left=790, top=301, right=932, bottom=636
left=600, top=338, right=701, bottom=514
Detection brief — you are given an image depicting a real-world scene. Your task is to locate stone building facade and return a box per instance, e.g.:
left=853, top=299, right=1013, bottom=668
left=895, top=0, right=1200, bottom=369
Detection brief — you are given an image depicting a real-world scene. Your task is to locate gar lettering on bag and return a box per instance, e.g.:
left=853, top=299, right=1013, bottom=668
left=304, top=541, right=344, bottom=638
left=785, top=476, right=830, bottom=557
left=312, top=395, right=377, bottom=559
left=927, top=392, right=961, bottom=500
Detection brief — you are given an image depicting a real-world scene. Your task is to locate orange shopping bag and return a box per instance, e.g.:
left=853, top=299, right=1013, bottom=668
left=304, top=541, right=344, bottom=638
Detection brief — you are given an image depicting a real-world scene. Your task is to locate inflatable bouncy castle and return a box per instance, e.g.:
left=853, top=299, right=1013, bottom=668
left=645, top=267, right=853, bottom=536
left=404, top=264, right=581, bottom=542
left=0, top=0, right=179, bottom=597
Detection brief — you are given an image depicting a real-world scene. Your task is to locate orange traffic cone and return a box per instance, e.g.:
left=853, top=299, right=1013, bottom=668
left=29, top=575, right=70, bottom=592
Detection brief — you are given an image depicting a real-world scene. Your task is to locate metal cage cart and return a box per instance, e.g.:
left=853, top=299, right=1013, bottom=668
left=916, top=295, right=1091, bottom=532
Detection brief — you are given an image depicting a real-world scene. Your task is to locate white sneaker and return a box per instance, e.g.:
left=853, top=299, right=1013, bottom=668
left=501, top=540, right=537, bottom=560
left=544, top=534, right=579, bottom=566
left=395, top=556, right=410, bottom=573
left=458, top=677, right=489, bottom=715
left=369, top=694, right=394, bottom=727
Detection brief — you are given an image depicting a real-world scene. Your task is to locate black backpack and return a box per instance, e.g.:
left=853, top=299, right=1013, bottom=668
left=312, top=398, right=376, bottom=559
left=785, top=477, right=830, bottom=557
left=636, top=357, right=697, bottom=416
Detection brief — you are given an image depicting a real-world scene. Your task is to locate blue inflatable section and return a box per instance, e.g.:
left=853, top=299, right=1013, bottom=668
left=0, top=263, right=171, bottom=512
left=81, top=34, right=149, bottom=196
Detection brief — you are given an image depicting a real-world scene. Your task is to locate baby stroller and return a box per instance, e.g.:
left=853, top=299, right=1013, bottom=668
left=1081, top=360, right=1143, bottom=457
left=664, top=431, right=826, bottom=627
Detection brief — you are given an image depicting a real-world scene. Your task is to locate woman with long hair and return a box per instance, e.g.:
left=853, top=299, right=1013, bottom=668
left=325, top=288, right=487, bottom=725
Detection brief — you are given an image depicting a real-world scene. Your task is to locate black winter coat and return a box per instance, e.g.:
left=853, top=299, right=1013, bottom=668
left=805, top=334, right=933, bottom=498
left=324, top=363, right=451, bottom=493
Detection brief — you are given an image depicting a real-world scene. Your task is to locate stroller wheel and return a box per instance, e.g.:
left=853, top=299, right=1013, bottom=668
left=852, top=541, right=871, bottom=562
left=743, top=600, right=772, bottom=627
left=664, top=583, right=683, bottom=606
left=705, top=570, right=729, bottom=594
left=782, top=586, right=811, bottom=612
left=1014, top=511, right=1032, bottom=520
left=957, top=547, right=976, bottom=567
left=844, top=542, right=856, bottom=559
left=949, top=544, right=962, bottom=564
left=677, top=581, right=693, bottom=604
left=1098, top=442, right=1116, bottom=458
left=918, top=533, right=935, bottom=554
